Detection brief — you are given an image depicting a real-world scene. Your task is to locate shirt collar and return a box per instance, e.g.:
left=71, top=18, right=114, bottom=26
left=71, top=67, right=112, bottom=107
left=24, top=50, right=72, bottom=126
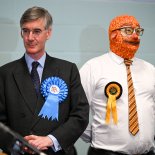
left=25, top=52, right=46, bottom=71
left=109, top=51, right=135, bottom=65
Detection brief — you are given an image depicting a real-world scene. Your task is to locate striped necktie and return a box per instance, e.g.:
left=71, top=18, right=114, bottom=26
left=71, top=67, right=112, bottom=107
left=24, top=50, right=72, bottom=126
left=124, top=59, right=139, bottom=136
left=31, top=61, right=40, bottom=95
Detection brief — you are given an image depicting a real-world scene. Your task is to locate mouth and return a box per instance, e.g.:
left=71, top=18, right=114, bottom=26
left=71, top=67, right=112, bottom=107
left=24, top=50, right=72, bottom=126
left=124, top=41, right=140, bottom=46
left=27, top=43, right=36, bottom=48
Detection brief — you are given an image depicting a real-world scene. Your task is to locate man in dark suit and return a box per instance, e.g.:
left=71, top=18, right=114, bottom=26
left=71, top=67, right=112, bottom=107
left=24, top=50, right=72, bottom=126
left=0, top=6, right=89, bottom=155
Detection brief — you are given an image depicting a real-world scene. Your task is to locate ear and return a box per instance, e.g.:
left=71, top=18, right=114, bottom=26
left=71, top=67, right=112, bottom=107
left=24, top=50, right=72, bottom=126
left=21, top=30, right=23, bottom=38
left=46, top=27, right=52, bottom=40
left=110, top=31, right=117, bottom=40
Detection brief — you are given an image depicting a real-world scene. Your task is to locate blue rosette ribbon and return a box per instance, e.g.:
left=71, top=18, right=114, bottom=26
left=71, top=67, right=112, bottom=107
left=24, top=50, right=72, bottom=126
left=38, top=76, right=68, bottom=121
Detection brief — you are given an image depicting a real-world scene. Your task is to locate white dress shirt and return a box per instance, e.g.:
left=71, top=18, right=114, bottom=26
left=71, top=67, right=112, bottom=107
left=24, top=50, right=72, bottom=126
left=80, top=51, right=155, bottom=154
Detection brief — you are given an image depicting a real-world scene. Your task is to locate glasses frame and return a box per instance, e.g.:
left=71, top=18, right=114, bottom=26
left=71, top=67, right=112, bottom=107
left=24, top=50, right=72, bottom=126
left=21, top=28, right=46, bottom=38
left=112, top=27, right=144, bottom=36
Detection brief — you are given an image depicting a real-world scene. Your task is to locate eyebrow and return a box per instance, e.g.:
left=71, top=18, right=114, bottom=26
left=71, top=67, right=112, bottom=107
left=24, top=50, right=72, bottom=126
left=120, top=23, right=140, bottom=27
left=120, top=23, right=132, bottom=27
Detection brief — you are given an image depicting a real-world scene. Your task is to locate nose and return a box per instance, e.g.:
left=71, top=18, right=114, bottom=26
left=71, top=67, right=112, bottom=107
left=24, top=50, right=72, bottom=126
left=132, top=32, right=139, bottom=39
left=27, top=31, right=35, bottom=40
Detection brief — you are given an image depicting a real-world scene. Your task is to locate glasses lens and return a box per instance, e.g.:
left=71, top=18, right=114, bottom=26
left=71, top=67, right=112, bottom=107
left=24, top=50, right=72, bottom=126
left=22, top=28, right=29, bottom=36
left=124, top=27, right=133, bottom=35
left=33, top=29, right=42, bottom=36
left=135, top=28, right=144, bottom=36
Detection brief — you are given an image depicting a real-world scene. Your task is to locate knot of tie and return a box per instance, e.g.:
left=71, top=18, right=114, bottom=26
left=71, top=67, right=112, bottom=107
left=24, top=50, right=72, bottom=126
left=32, top=61, right=39, bottom=69
left=124, top=59, right=133, bottom=66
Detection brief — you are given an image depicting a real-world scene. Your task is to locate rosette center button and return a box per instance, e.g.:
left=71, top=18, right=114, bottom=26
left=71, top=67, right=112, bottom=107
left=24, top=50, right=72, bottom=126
left=50, top=85, right=60, bottom=94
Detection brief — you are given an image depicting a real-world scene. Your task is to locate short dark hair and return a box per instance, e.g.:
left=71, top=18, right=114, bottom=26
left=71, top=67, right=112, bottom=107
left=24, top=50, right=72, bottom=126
left=20, top=6, right=53, bottom=29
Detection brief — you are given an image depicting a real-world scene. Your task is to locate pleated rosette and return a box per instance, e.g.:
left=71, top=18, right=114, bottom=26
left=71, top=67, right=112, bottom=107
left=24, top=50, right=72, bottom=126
left=38, top=77, right=68, bottom=120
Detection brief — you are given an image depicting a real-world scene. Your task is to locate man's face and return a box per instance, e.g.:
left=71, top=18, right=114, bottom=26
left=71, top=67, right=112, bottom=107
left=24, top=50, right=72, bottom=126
left=21, top=18, right=51, bottom=59
left=109, top=15, right=143, bottom=59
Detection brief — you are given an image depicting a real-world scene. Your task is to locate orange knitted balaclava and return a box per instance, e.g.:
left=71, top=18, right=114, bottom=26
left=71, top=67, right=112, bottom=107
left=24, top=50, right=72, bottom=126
left=109, top=15, right=140, bottom=59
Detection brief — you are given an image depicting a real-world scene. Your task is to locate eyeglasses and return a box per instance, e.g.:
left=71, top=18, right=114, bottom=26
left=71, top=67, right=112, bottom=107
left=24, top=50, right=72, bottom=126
left=113, top=27, right=144, bottom=36
left=21, top=28, right=46, bottom=38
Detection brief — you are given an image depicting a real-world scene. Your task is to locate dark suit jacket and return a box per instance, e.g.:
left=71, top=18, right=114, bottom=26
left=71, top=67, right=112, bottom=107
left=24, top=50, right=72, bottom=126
left=0, top=54, right=89, bottom=155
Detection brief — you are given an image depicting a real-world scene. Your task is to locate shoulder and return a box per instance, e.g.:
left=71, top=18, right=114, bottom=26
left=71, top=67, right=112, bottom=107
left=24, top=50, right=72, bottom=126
left=80, top=53, right=108, bottom=71
left=47, top=54, right=75, bottom=66
left=134, top=57, right=155, bottom=74
left=46, top=54, right=78, bottom=74
left=135, top=57, right=154, bottom=68
left=0, top=58, right=23, bottom=72
left=83, top=54, right=107, bottom=65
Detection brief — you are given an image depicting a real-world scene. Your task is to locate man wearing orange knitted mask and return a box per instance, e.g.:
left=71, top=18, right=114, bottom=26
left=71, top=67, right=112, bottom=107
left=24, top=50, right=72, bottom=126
left=80, top=15, right=155, bottom=155
left=109, top=15, right=143, bottom=59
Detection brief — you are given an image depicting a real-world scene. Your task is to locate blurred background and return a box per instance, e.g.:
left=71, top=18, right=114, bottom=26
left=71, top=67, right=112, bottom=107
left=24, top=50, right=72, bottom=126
left=0, top=0, right=155, bottom=155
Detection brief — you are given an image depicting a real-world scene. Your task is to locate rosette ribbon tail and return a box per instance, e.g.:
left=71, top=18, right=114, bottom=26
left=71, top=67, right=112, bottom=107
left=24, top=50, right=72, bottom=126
left=111, top=95, right=117, bottom=124
left=39, top=94, right=59, bottom=120
left=105, top=94, right=117, bottom=124
left=105, top=96, right=111, bottom=124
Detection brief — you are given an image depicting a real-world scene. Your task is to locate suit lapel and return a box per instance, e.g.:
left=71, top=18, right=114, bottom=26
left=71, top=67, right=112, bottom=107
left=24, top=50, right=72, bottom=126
left=13, top=57, right=38, bottom=113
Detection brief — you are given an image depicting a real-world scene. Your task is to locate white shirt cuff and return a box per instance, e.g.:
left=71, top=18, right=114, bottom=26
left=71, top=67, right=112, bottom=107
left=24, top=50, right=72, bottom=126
left=48, top=135, right=62, bottom=152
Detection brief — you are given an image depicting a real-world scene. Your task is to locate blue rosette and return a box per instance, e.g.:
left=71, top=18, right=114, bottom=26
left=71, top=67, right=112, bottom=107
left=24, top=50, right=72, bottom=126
left=38, top=76, right=68, bottom=121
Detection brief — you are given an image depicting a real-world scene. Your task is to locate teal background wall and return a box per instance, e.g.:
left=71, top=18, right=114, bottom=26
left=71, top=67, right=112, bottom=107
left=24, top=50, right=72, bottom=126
left=0, top=0, right=155, bottom=155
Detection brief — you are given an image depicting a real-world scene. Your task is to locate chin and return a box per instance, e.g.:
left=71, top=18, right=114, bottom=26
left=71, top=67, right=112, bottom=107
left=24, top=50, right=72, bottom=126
left=129, top=44, right=139, bottom=50
left=26, top=49, right=38, bottom=54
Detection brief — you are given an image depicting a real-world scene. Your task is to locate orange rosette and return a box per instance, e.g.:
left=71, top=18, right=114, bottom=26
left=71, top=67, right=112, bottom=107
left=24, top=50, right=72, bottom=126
left=105, top=82, right=122, bottom=124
